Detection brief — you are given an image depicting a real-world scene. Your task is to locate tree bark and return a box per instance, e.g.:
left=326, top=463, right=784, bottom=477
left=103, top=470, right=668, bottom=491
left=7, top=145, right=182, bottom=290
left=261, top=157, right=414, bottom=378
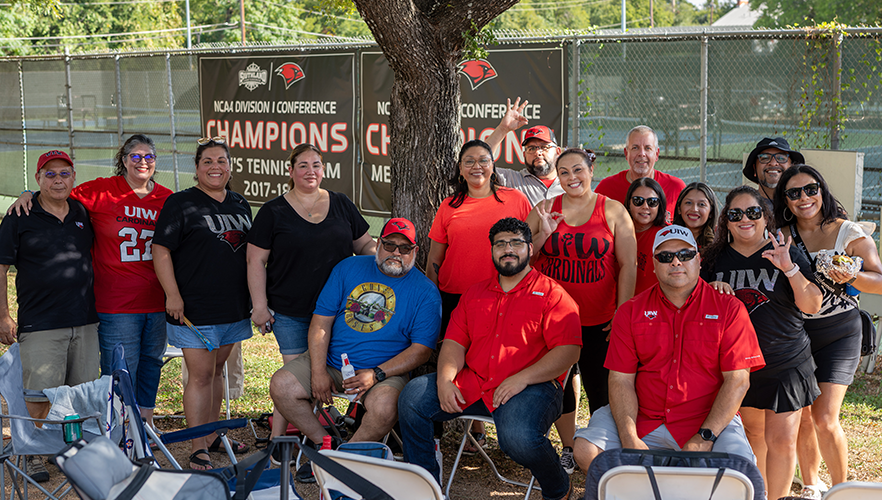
left=352, top=0, right=519, bottom=268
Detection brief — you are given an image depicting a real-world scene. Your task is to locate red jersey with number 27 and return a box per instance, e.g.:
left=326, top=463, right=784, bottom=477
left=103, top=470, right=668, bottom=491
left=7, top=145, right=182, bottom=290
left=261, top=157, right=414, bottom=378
left=71, top=176, right=173, bottom=314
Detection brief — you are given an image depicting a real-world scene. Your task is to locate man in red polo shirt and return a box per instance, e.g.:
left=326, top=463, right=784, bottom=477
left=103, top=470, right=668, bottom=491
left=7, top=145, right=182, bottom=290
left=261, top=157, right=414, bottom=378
left=595, top=125, right=686, bottom=223
left=572, top=225, right=765, bottom=472
left=398, top=217, right=581, bottom=500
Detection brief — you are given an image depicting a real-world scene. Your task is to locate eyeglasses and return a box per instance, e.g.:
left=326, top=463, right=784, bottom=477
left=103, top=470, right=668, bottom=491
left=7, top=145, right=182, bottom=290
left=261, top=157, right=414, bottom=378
left=197, top=136, right=227, bottom=145
left=42, top=170, right=73, bottom=179
left=726, top=206, right=764, bottom=222
left=380, top=238, right=415, bottom=255
left=129, top=153, right=156, bottom=163
left=757, top=153, right=789, bottom=164
left=462, top=158, right=492, bottom=168
left=784, top=183, right=820, bottom=201
left=653, top=249, right=698, bottom=263
left=524, top=144, right=556, bottom=154
left=631, top=196, right=660, bottom=208
left=492, top=238, right=527, bottom=250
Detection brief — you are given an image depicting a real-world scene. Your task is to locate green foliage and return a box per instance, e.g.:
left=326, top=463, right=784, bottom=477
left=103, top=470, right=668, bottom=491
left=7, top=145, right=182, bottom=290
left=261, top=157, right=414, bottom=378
left=751, top=0, right=882, bottom=28
left=462, top=21, right=498, bottom=61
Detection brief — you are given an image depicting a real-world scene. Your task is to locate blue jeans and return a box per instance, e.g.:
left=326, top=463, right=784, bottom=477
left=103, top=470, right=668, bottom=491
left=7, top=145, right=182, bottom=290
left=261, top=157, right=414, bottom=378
left=398, top=373, right=568, bottom=500
left=98, top=312, right=167, bottom=409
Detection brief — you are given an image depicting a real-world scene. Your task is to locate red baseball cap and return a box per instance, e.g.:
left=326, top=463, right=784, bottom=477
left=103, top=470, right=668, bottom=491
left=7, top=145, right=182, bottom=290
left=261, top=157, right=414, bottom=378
left=381, top=217, right=417, bottom=245
left=521, top=126, right=557, bottom=146
left=37, top=150, right=74, bottom=172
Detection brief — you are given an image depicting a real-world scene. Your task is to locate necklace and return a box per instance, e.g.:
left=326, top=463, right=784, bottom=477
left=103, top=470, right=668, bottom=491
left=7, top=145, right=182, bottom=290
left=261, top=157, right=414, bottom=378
left=293, top=190, right=321, bottom=217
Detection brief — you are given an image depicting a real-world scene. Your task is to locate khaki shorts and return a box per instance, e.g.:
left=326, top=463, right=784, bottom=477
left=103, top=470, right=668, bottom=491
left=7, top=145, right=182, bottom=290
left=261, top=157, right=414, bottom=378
left=19, top=323, right=100, bottom=402
left=280, top=351, right=408, bottom=401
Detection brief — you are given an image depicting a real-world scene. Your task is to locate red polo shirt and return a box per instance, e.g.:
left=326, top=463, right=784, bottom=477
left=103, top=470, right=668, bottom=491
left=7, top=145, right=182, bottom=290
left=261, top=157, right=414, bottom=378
left=605, top=279, right=765, bottom=446
left=445, top=268, right=582, bottom=411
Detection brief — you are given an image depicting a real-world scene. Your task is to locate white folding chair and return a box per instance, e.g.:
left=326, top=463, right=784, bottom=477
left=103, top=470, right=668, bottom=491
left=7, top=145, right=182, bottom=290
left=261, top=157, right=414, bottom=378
left=313, top=449, right=443, bottom=500
left=597, top=465, right=754, bottom=500
left=162, top=345, right=231, bottom=420
left=823, top=481, right=882, bottom=500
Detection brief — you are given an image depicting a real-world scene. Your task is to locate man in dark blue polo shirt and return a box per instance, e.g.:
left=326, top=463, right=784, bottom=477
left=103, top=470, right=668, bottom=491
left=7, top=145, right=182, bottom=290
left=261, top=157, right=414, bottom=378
left=0, top=150, right=98, bottom=482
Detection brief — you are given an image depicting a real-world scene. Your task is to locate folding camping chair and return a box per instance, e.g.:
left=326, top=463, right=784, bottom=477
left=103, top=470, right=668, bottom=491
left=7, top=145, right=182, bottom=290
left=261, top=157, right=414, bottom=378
left=822, top=481, right=882, bottom=500
left=0, top=343, right=113, bottom=500
left=597, top=465, right=754, bottom=500
left=312, top=449, right=444, bottom=500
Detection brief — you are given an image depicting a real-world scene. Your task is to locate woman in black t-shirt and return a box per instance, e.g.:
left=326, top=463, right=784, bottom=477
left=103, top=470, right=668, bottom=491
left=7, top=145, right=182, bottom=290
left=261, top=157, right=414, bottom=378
left=701, top=186, right=822, bottom=500
left=246, top=143, right=374, bottom=457
left=153, top=138, right=253, bottom=470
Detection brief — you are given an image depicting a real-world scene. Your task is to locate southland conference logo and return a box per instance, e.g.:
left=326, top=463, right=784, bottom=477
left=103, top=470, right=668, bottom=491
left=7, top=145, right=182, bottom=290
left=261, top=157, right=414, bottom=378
left=275, top=62, right=306, bottom=89
left=457, top=59, right=497, bottom=90
left=238, top=63, right=268, bottom=91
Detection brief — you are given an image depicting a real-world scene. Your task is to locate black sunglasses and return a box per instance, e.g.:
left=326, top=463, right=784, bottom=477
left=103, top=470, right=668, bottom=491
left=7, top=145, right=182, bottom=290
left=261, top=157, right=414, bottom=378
left=726, top=206, right=764, bottom=222
left=631, top=196, right=660, bottom=208
left=653, top=249, right=698, bottom=264
left=784, top=183, right=820, bottom=201
left=380, top=238, right=415, bottom=255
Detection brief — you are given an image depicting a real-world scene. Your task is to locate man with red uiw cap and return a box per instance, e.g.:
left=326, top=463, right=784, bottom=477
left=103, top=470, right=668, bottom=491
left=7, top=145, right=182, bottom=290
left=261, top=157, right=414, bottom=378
left=485, top=97, right=565, bottom=206
left=0, top=150, right=98, bottom=482
left=270, top=217, right=441, bottom=482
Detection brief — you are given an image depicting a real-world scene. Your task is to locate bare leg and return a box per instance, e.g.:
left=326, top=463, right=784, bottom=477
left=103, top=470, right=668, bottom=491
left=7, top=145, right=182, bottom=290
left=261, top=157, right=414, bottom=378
left=797, top=407, right=822, bottom=487
left=813, top=382, right=850, bottom=485
left=764, top=408, right=802, bottom=500
left=182, top=344, right=233, bottom=469
left=555, top=374, right=580, bottom=449
left=350, top=385, right=400, bottom=442
left=270, top=367, right=328, bottom=444
left=271, top=353, right=300, bottom=439
left=739, top=407, right=767, bottom=491
left=573, top=436, right=603, bottom=472
left=140, top=407, right=155, bottom=430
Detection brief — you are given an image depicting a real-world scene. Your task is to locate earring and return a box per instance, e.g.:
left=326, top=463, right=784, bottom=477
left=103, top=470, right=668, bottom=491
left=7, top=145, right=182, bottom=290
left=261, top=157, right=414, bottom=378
left=763, top=228, right=769, bottom=240
left=728, top=231, right=732, bottom=243
left=490, top=172, right=498, bottom=184
left=458, top=175, right=466, bottom=184
left=784, top=209, right=794, bottom=222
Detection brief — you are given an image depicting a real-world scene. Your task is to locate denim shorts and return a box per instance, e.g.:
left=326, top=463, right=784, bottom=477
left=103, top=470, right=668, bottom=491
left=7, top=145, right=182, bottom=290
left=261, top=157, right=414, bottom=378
left=166, top=318, right=252, bottom=350
left=272, top=313, right=310, bottom=355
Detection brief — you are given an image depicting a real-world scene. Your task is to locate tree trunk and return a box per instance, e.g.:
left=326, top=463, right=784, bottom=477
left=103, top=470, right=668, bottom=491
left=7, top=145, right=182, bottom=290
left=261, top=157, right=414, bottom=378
left=352, top=0, right=518, bottom=268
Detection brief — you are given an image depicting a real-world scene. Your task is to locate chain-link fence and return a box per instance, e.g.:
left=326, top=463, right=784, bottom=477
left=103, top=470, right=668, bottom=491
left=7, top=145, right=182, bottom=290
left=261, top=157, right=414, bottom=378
left=1, top=28, right=881, bottom=223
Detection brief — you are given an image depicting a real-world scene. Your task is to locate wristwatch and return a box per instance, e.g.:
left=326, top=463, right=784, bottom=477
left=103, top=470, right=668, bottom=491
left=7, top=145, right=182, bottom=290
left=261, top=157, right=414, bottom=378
left=698, top=428, right=718, bottom=443
left=373, top=367, right=387, bottom=383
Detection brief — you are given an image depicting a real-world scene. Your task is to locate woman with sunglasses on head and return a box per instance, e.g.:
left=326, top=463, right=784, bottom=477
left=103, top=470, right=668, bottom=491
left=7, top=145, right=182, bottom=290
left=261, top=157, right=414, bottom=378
left=701, top=185, right=822, bottom=500
left=247, top=143, right=375, bottom=464
left=772, top=165, right=882, bottom=495
left=527, top=148, right=636, bottom=462
left=153, top=137, right=253, bottom=470
left=427, top=139, right=531, bottom=454
left=625, top=178, right=668, bottom=295
left=673, top=182, right=718, bottom=249
left=7, top=134, right=173, bottom=432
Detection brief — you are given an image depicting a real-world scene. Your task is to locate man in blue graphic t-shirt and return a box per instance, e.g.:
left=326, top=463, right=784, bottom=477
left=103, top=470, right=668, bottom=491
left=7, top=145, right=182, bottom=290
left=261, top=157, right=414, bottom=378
left=270, top=217, right=441, bottom=481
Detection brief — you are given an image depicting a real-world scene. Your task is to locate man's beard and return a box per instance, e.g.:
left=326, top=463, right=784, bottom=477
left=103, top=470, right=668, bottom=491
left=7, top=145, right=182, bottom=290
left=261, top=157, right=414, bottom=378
left=527, top=157, right=553, bottom=178
left=494, top=254, right=529, bottom=277
left=376, top=255, right=414, bottom=276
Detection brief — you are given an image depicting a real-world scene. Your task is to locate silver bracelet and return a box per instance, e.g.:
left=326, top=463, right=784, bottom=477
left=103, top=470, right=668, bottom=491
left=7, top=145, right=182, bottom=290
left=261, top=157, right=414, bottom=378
left=784, top=263, right=800, bottom=278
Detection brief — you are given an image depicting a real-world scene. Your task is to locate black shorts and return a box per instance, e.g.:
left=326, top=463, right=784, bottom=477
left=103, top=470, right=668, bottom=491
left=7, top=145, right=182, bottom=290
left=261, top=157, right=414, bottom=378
left=805, top=308, right=862, bottom=386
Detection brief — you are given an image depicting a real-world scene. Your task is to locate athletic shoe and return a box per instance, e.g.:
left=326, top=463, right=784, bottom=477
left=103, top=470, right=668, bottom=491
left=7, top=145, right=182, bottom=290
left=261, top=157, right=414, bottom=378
left=560, top=446, right=576, bottom=475
left=295, top=461, right=315, bottom=483
left=800, top=485, right=822, bottom=499
left=26, top=456, right=49, bottom=483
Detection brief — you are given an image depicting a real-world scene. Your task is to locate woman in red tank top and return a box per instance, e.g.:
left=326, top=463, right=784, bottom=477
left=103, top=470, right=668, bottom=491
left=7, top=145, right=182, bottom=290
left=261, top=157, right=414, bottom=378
left=625, top=177, right=668, bottom=295
left=526, top=148, right=637, bottom=460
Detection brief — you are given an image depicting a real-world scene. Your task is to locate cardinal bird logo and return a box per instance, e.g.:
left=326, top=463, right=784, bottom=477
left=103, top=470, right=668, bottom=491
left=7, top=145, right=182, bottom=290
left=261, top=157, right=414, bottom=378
left=734, top=288, right=770, bottom=314
left=275, top=62, right=305, bottom=89
left=218, top=230, right=247, bottom=252
left=457, top=59, right=497, bottom=90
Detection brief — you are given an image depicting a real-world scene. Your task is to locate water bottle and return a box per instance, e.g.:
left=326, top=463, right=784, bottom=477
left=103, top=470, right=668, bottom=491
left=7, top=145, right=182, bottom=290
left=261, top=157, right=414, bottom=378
left=341, top=353, right=356, bottom=379
left=435, top=438, right=444, bottom=481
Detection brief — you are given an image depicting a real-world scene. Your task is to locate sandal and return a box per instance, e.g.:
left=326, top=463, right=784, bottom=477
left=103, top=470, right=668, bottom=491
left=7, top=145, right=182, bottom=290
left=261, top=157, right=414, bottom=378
left=462, top=432, right=486, bottom=456
left=208, top=435, right=250, bottom=454
left=189, top=449, right=213, bottom=470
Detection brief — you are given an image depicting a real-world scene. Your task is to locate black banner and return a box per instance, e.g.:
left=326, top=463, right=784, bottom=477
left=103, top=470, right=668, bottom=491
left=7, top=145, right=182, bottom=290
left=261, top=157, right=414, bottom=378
left=199, top=53, right=356, bottom=205
left=359, top=45, right=567, bottom=214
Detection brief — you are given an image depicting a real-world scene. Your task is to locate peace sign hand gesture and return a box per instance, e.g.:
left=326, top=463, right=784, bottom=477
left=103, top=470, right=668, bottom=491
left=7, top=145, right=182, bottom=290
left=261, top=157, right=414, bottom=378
left=761, top=228, right=795, bottom=272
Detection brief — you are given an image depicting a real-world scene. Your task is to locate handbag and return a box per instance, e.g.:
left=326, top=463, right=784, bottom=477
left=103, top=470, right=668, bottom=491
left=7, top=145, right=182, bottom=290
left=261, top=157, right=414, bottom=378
left=860, top=309, right=878, bottom=357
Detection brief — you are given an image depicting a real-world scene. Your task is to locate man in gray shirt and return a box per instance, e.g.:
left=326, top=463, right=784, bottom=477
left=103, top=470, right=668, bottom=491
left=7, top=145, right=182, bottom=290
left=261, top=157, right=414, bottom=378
left=485, top=97, right=565, bottom=206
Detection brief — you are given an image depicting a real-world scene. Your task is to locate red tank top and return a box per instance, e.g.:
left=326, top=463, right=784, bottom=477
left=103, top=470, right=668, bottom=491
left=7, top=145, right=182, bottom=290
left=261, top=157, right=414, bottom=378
left=535, top=194, right=618, bottom=326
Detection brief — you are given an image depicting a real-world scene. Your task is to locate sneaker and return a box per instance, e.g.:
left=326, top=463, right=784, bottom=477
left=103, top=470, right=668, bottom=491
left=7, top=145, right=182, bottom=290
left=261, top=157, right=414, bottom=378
left=560, top=446, right=576, bottom=475
left=26, top=456, right=49, bottom=483
left=296, top=461, right=315, bottom=483
left=800, top=485, right=822, bottom=499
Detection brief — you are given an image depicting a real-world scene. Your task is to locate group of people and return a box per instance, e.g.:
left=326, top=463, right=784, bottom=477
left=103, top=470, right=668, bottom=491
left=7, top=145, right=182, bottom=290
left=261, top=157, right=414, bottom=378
left=0, top=97, right=877, bottom=500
